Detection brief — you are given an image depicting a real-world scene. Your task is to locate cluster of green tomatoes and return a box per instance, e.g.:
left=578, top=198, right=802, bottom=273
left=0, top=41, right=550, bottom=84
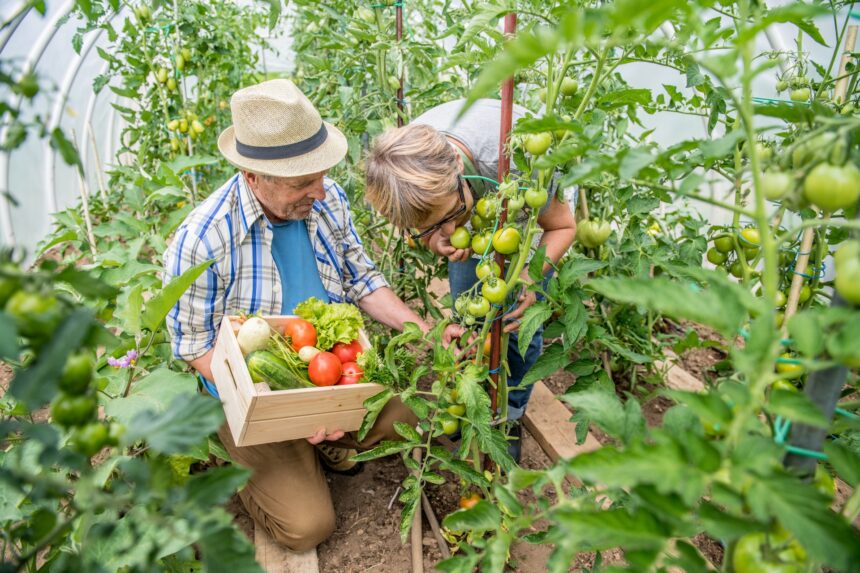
left=0, top=263, right=123, bottom=458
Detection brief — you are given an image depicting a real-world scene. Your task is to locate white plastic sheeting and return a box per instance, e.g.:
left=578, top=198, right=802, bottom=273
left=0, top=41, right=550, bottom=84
left=0, top=0, right=852, bottom=258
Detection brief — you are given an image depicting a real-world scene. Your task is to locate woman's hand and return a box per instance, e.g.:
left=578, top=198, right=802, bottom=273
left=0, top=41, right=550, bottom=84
left=426, top=230, right=472, bottom=262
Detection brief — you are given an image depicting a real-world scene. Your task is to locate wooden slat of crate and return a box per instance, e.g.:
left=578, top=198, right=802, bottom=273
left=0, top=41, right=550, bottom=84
left=242, top=408, right=369, bottom=447
left=248, top=385, right=385, bottom=421
left=523, top=381, right=601, bottom=462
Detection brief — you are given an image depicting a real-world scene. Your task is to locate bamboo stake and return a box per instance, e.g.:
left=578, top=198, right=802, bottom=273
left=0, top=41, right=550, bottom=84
left=71, top=130, right=97, bottom=255
left=410, top=448, right=423, bottom=573
left=421, top=492, right=450, bottom=559
left=86, top=121, right=108, bottom=202
left=783, top=26, right=857, bottom=323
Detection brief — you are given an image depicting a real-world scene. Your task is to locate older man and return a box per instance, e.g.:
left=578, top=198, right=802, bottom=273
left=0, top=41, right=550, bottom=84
left=164, top=79, right=459, bottom=551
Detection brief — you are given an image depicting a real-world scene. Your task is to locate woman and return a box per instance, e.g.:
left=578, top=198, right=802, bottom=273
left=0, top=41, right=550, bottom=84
left=365, top=98, right=576, bottom=461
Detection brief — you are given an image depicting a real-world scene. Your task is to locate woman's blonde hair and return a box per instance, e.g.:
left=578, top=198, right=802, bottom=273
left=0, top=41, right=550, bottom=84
left=365, top=124, right=459, bottom=229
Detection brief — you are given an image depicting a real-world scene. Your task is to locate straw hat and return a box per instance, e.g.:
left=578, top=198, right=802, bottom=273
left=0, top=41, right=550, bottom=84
left=218, top=79, right=348, bottom=178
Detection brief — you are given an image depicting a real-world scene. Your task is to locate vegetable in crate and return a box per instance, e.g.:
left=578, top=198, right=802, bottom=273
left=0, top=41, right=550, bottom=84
left=237, top=316, right=272, bottom=356
left=246, top=350, right=314, bottom=390
left=294, top=297, right=364, bottom=350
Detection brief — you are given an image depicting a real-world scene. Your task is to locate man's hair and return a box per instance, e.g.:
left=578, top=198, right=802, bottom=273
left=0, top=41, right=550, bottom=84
left=365, top=124, right=459, bottom=229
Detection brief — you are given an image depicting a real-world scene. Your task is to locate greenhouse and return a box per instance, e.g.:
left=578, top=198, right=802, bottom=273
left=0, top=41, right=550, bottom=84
left=1, top=0, right=859, bottom=572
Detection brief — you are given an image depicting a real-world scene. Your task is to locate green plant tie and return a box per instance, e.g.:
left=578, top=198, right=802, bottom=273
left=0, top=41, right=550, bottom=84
left=737, top=328, right=792, bottom=346
left=773, top=416, right=828, bottom=460
left=752, top=96, right=811, bottom=107
left=145, top=24, right=174, bottom=33
left=370, top=1, right=403, bottom=7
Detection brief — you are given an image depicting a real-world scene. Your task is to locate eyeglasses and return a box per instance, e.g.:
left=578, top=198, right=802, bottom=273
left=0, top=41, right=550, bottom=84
left=410, top=176, right=469, bottom=241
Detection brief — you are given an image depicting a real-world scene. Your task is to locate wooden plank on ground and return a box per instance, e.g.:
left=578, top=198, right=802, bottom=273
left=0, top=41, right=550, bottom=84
left=254, top=524, right=319, bottom=573
left=655, top=351, right=705, bottom=393
left=523, top=381, right=601, bottom=463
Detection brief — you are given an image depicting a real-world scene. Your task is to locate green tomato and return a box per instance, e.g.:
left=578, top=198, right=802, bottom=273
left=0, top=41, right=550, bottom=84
left=51, top=394, right=97, bottom=428
left=72, top=423, right=110, bottom=457
left=730, top=260, right=744, bottom=278
left=773, top=290, right=787, bottom=308
left=0, top=264, right=21, bottom=308
left=454, top=294, right=470, bottom=315
left=776, top=79, right=788, bottom=92
left=524, top=187, right=548, bottom=209
left=523, top=132, right=552, bottom=156
left=706, top=248, right=728, bottom=265
left=733, top=532, right=806, bottom=573
left=507, top=194, right=525, bottom=213
left=357, top=5, right=376, bottom=23
left=492, top=227, right=521, bottom=255
left=470, top=213, right=489, bottom=230
left=481, top=278, right=508, bottom=305
left=156, top=68, right=168, bottom=84
left=771, top=379, right=797, bottom=393
left=744, top=246, right=759, bottom=261
left=476, top=260, right=501, bottom=280
left=450, top=227, right=471, bottom=250
left=798, top=285, right=812, bottom=303
left=713, top=235, right=734, bottom=253
left=446, top=404, right=466, bottom=416
left=467, top=296, right=490, bottom=317
left=5, top=290, right=63, bottom=341
left=789, top=88, right=811, bottom=102
left=560, top=77, right=579, bottom=96
left=475, top=197, right=497, bottom=220
left=834, top=240, right=860, bottom=268
left=834, top=256, right=860, bottom=304
left=387, top=75, right=401, bottom=91
left=776, top=353, right=803, bottom=375
left=814, top=465, right=836, bottom=499
left=59, top=352, right=94, bottom=396
left=441, top=419, right=459, bottom=435
left=755, top=143, right=773, bottom=162
left=498, top=180, right=518, bottom=198
left=740, top=227, right=760, bottom=247
left=471, top=232, right=491, bottom=255
left=537, top=88, right=547, bottom=103
left=761, top=170, right=793, bottom=200
left=803, top=162, right=860, bottom=212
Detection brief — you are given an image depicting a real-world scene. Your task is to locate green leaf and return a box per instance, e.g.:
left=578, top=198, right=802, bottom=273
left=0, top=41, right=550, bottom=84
left=351, top=439, right=413, bottom=462
left=114, top=283, right=144, bottom=335
left=185, top=465, right=251, bottom=506
left=55, top=266, right=119, bottom=299
left=10, top=308, right=94, bottom=409
left=522, top=342, right=569, bottom=387
left=550, top=507, right=669, bottom=551
left=50, top=127, right=82, bottom=172
left=442, top=500, right=500, bottom=532
left=518, top=302, right=552, bottom=357
left=357, top=388, right=394, bottom=441
left=0, top=313, right=18, bottom=361
left=738, top=3, right=827, bottom=46
left=766, top=389, right=830, bottom=428
left=824, top=442, right=860, bottom=487
left=558, top=256, right=607, bottom=288
left=619, top=147, right=657, bottom=180
left=393, top=421, right=421, bottom=442
left=787, top=311, right=823, bottom=358
left=163, top=155, right=220, bottom=176
left=561, top=299, right=587, bottom=348
left=748, top=474, right=860, bottom=571
left=586, top=276, right=746, bottom=337
left=528, top=245, right=548, bottom=284
left=104, top=368, right=199, bottom=426
left=199, top=526, right=262, bottom=573
left=125, top=393, right=224, bottom=455
left=141, top=259, right=213, bottom=332
left=598, top=88, right=651, bottom=109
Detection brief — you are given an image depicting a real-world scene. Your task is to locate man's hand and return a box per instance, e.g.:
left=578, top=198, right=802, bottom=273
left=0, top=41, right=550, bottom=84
left=306, top=428, right=346, bottom=445
left=442, top=323, right=466, bottom=347
left=503, top=287, right=537, bottom=333
left=427, top=230, right=472, bottom=262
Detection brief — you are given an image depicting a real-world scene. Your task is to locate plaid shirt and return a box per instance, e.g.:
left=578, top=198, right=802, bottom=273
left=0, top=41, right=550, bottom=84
left=164, top=173, right=388, bottom=361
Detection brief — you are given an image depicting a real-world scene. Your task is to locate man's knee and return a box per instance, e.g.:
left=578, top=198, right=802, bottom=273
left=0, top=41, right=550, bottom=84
left=266, top=506, right=336, bottom=551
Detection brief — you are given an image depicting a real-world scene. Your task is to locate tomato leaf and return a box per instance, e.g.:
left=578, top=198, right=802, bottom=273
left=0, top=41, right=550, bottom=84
left=0, top=312, right=18, bottom=361
left=517, top=301, right=552, bottom=358
left=351, top=439, right=413, bottom=462
left=522, top=342, right=570, bottom=387
left=198, top=526, right=260, bottom=573
left=141, top=259, right=213, bottom=332
left=125, top=393, right=224, bottom=455
left=823, top=441, right=860, bottom=487
left=442, top=500, right=501, bottom=532
left=356, top=388, right=394, bottom=442
left=185, top=465, right=251, bottom=506
left=766, top=389, right=830, bottom=428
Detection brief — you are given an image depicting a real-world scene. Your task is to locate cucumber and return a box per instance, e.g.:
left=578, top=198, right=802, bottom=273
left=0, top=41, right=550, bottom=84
left=246, top=350, right=309, bottom=390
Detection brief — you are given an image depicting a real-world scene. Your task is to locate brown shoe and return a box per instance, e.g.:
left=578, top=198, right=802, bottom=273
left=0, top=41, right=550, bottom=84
left=315, top=444, right=364, bottom=475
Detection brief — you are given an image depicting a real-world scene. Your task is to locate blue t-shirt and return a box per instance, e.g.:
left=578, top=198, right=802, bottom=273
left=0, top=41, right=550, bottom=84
left=200, top=219, right=329, bottom=398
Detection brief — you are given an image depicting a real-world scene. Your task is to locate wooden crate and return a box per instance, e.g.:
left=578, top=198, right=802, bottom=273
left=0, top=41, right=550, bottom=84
left=210, top=315, right=384, bottom=446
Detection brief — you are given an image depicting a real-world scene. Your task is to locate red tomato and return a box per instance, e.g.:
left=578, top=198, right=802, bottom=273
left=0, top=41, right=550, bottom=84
left=284, top=318, right=317, bottom=351
left=331, top=340, right=363, bottom=364
left=308, top=352, right=341, bottom=386
left=338, top=361, right=364, bottom=385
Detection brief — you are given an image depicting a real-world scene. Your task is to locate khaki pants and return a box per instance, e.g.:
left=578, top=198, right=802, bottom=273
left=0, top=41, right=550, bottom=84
left=218, top=397, right=417, bottom=551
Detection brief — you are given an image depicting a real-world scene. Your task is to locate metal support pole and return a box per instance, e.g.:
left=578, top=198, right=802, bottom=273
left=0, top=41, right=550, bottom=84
left=488, top=13, right=517, bottom=418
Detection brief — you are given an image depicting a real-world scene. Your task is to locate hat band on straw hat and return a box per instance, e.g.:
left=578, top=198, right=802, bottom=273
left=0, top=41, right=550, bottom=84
left=235, top=123, right=328, bottom=160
